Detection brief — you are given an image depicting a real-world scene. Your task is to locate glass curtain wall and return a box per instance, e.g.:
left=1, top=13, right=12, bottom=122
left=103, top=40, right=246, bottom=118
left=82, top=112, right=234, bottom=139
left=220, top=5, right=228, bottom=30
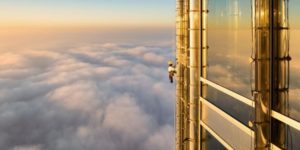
left=272, top=0, right=300, bottom=149
left=205, top=0, right=254, bottom=130
left=289, top=0, right=300, bottom=124
left=202, top=0, right=255, bottom=149
left=197, top=0, right=300, bottom=149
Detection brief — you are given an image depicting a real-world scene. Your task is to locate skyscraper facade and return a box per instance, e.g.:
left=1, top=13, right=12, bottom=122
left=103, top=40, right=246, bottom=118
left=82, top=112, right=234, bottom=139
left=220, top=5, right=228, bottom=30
left=175, top=0, right=300, bottom=149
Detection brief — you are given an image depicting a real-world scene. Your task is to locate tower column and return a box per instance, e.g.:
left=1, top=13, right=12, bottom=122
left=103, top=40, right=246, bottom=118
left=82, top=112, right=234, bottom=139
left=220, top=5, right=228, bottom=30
left=253, top=0, right=271, bottom=149
left=189, top=0, right=201, bottom=149
left=176, top=0, right=184, bottom=149
left=271, top=0, right=289, bottom=149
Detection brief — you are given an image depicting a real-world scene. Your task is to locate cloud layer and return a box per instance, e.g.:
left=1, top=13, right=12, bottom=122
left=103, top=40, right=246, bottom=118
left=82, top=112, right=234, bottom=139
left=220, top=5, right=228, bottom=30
left=0, top=41, right=175, bottom=150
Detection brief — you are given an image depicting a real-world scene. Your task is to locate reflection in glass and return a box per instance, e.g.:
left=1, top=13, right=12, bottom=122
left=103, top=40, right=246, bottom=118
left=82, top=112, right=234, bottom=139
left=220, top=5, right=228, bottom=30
left=203, top=130, right=226, bottom=150
left=206, top=85, right=253, bottom=126
left=289, top=0, right=300, bottom=122
left=288, top=127, right=300, bottom=150
left=203, top=0, right=300, bottom=149
left=202, top=103, right=253, bottom=149
left=277, top=0, right=300, bottom=149
left=207, top=0, right=253, bottom=98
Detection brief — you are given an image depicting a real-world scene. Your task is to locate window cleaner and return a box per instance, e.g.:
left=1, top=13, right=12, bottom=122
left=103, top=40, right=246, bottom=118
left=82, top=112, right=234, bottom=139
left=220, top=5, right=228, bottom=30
left=168, top=60, right=176, bottom=83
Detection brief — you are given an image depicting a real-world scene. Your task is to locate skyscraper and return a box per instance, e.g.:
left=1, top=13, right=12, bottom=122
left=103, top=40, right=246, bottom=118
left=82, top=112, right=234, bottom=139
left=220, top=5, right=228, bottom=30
left=175, top=0, right=300, bottom=149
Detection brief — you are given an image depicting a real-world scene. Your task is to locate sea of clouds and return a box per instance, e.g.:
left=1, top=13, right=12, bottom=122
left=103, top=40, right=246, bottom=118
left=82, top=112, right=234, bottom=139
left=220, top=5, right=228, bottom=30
left=0, top=37, right=175, bottom=150
left=2, top=27, right=300, bottom=150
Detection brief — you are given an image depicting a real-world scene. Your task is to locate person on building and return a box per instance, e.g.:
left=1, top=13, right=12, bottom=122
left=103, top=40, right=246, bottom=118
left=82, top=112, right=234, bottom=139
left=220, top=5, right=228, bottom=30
left=168, top=61, right=176, bottom=83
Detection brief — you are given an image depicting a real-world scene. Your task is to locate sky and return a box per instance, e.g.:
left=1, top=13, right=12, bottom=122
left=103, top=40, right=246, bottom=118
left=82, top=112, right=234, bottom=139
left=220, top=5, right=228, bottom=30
left=0, top=0, right=175, bottom=28
left=0, top=1, right=176, bottom=150
left=1, top=0, right=300, bottom=149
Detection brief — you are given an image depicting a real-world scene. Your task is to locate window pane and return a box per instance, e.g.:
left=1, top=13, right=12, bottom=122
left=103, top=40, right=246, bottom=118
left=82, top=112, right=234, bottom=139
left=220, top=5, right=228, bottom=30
left=203, top=130, right=226, bottom=150
left=288, top=0, right=300, bottom=122
left=271, top=118, right=300, bottom=150
left=271, top=1, right=300, bottom=149
left=207, top=0, right=253, bottom=99
left=202, top=102, right=254, bottom=149
left=288, top=127, right=300, bottom=150
left=205, top=85, right=253, bottom=127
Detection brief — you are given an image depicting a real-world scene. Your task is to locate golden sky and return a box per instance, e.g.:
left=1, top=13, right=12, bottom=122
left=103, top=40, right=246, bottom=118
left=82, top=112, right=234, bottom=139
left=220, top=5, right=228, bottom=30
left=0, top=0, right=175, bottom=28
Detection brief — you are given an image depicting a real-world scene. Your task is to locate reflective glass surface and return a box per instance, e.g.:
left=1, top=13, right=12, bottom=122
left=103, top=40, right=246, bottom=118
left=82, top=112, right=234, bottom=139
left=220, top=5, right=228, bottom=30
left=207, top=0, right=253, bottom=98
left=206, top=85, right=253, bottom=127
left=272, top=1, right=300, bottom=149
left=288, top=127, right=300, bottom=150
left=271, top=118, right=300, bottom=149
left=204, top=130, right=226, bottom=150
left=288, top=0, right=300, bottom=122
left=202, top=103, right=253, bottom=149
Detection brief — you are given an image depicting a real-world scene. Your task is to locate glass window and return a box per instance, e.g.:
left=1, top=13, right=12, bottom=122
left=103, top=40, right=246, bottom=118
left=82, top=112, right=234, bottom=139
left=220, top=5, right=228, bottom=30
left=206, top=85, right=253, bottom=126
left=274, top=1, right=300, bottom=149
left=288, top=0, right=300, bottom=122
left=203, top=130, right=226, bottom=150
left=207, top=0, right=253, bottom=98
left=202, top=103, right=253, bottom=149
left=288, top=128, right=300, bottom=150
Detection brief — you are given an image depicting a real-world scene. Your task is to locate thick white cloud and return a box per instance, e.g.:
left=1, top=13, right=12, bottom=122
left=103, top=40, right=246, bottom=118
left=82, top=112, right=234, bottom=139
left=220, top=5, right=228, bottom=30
left=0, top=41, right=175, bottom=150
left=143, top=52, right=165, bottom=65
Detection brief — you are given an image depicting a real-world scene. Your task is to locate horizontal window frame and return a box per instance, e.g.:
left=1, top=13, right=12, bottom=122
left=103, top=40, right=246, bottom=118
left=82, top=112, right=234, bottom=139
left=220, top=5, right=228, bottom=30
left=200, top=97, right=254, bottom=137
left=271, top=110, right=300, bottom=131
left=200, top=77, right=300, bottom=132
left=200, top=77, right=254, bottom=107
